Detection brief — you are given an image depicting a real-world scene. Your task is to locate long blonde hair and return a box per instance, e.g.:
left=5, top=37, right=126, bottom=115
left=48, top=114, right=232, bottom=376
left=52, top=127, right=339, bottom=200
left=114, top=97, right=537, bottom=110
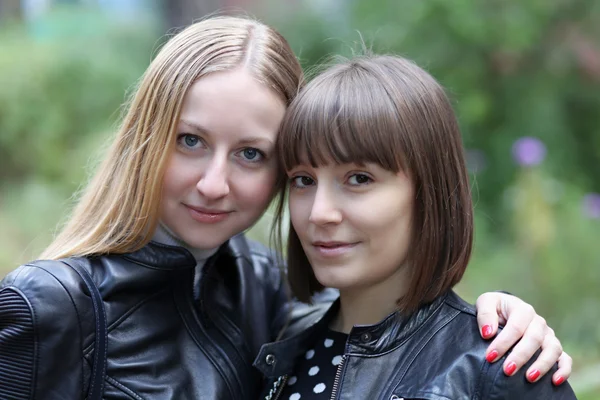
left=42, top=16, right=303, bottom=260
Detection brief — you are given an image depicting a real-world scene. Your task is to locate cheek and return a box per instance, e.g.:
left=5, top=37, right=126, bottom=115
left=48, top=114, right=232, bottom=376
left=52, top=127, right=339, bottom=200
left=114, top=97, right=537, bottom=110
left=362, top=196, right=413, bottom=257
left=288, top=193, right=313, bottom=234
left=383, top=217, right=413, bottom=267
left=288, top=202, right=302, bottom=234
left=238, top=168, right=278, bottom=211
left=161, top=158, right=190, bottom=201
left=161, top=165, right=178, bottom=203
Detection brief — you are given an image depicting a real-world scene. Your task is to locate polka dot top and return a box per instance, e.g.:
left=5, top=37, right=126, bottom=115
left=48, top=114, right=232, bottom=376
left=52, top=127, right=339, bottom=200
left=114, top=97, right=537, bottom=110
left=278, top=329, right=348, bottom=400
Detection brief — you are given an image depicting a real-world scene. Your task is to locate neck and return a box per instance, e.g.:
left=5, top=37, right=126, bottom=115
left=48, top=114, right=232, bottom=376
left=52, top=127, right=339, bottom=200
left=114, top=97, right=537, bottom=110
left=330, top=267, right=411, bottom=334
left=151, top=222, right=219, bottom=263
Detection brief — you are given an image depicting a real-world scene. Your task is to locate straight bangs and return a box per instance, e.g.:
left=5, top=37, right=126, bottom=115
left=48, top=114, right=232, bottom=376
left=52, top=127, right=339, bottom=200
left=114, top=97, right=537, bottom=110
left=279, top=62, right=409, bottom=173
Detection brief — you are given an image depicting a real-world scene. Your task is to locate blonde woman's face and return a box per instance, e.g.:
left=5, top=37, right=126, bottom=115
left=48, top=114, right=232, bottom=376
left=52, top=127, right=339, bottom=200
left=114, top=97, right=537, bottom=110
left=160, top=69, right=286, bottom=249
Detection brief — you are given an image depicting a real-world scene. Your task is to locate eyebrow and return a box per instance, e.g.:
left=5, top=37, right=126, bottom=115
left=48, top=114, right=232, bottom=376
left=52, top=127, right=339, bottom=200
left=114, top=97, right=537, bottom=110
left=180, top=119, right=210, bottom=134
left=179, top=119, right=275, bottom=147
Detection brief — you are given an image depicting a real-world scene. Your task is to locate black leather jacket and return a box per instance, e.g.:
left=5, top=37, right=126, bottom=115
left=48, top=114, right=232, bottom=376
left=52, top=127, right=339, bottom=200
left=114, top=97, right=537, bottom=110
left=0, top=235, right=296, bottom=399
left=254, top=291, right=577, bottom=400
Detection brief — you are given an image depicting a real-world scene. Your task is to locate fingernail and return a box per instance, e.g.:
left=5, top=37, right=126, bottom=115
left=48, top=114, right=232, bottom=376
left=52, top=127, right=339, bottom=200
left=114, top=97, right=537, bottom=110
left=481, top=325, right=493, bottom=338
left=486, top=350, right=499, bottom=363
left=554, top=376, right=565, bottom=386
left=527, top=369, right=540, bottom=382
left=505, top=361, right=517, bottom=376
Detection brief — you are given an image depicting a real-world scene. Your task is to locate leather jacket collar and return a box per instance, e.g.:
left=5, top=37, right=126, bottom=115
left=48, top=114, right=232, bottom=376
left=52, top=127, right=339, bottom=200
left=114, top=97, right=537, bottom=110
left=254, top=291, right=448, bottom=378
left=122, top=240, right=237, bottom=271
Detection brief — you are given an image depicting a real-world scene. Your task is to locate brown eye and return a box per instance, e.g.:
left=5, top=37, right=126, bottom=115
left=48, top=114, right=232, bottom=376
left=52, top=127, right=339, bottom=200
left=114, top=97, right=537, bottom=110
left=348, top=174, right=372, bottom=185
left=290, top=176, right=314, bottom=188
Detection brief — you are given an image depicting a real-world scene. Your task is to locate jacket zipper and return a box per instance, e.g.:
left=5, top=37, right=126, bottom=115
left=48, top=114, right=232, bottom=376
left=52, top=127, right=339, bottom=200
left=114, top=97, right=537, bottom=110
left=264, top=375, right=288, bottom=400
left=214, top=308, right=253, bottom=363
left=198, top=270, right=248, bottom=398
left=329, top=355, right=347, bottom=400
left=174, top=271, right=238, bottom=399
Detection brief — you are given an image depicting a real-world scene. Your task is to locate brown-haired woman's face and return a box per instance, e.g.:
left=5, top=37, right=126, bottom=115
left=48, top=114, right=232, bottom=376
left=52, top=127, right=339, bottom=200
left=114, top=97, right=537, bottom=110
left=160, top=69, right=286, bottom=249
left=288, top=162, right=415, bottom=294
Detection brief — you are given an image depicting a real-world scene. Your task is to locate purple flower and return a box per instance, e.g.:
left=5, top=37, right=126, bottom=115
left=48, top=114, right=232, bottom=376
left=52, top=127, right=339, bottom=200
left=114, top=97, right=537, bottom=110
left=511, top=137, right=546, bottom=167
left=582, top=193, right=600, bottom=219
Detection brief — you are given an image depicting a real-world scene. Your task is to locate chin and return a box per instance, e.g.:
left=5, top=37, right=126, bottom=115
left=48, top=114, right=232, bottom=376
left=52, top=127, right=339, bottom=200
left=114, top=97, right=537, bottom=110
left=313, top=270, right=357, bottom=291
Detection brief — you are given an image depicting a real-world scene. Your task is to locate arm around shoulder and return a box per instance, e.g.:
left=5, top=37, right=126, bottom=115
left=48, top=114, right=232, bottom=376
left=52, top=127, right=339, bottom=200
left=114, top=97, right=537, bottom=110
left=483, top=355, right=577, bottom=400
left=0, top=261, right=89, bottom=399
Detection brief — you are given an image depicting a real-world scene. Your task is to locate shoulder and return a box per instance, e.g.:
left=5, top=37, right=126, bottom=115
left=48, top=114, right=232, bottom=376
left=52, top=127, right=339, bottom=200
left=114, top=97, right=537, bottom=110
left=482, top=358, right=576, bottom=399
left=393, top=292, right=492, bottom=398
left=1, top=258, right=93, bottom=330
left=1, top=259, right=94, bottom=398
left=2, top=259, right=83, bottom=300
left=436, top=292, right=577, bottom=399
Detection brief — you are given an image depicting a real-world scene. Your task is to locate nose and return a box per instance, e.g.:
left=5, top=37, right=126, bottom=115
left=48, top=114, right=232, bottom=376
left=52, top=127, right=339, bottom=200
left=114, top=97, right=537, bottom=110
left=309, top=185, right=342, bottom=226
left=196, top=154, right=230, bottom=200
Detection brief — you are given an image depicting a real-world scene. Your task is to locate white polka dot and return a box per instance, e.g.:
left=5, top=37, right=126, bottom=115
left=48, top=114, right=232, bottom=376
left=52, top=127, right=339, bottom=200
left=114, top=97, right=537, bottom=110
left=332, top=355, right=343, bottom=366
left=313, top=383, right=326, bottom=393
left=287, top=376, right=297, bottom=385
left=289, top=393, right=301, bottom=400
left=308, top=366, right=320, bottom=376
left=305, top=349, right=315, bottom=359
left=324, top=338, right=334, bottom=348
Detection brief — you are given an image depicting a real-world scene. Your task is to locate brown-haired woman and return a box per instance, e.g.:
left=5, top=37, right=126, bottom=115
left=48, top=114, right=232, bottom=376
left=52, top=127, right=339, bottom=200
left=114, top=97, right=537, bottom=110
left=255, top=54, right=576, bottom=399
left=0, top=17, right=570, bottom=400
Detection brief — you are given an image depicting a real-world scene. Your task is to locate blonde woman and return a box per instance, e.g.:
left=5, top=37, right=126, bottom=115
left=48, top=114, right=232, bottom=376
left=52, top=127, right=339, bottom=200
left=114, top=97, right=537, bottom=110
left=0, top=16, right=570, bottom=400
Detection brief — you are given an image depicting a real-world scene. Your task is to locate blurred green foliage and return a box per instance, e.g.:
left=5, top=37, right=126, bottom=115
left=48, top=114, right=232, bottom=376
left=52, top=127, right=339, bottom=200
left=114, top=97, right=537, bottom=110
left=0, top=1, right=598, bottom=396
left=0, top=7, right=159, bottom=264
left=0, top=8, right=157, bottom=185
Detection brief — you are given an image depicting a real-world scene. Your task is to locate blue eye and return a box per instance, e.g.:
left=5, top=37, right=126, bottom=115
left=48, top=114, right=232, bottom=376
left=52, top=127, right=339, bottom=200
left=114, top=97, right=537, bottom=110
left=177, top=134, right=203, bottom=150
left=290, top=176, right=315, bottom=188
left=185, top=136, right=198, bottom=147
left=348, top=174, right=372, bottom=185
left=239, top=147, right=264, bottom=162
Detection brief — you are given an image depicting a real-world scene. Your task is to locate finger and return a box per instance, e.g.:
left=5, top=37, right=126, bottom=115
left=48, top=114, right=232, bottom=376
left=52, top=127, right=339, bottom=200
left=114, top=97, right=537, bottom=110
left=552, top=352, right=572, bottom=385
left=501, top=321, right=546, bottom=376
left=485, top=304, right=536, bottom=362
left=475, top=292, right=503, bottom=339
left=524, top=334, right=562, bottom=382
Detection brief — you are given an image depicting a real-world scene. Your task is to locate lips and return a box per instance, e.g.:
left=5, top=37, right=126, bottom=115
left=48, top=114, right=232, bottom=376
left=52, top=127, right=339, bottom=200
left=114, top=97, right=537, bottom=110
left=184, top=204, right=232, bottom=224
left=313, top=241, right=355, bottom=247
left=311, top=240, right=360, bottom=257
left=185, top=204, right=231, bottom=214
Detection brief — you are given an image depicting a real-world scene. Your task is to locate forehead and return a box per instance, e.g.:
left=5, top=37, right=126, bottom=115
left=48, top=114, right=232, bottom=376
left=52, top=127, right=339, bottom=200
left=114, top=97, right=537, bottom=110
left=179, top=69, right=286, bottom=141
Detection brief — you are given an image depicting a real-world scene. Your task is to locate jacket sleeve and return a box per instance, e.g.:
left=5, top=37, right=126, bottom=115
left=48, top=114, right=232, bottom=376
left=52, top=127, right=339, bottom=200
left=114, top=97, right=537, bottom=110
left=0, top=263, right=87, bottom=400
left=484, top=353, right=577, bottom=400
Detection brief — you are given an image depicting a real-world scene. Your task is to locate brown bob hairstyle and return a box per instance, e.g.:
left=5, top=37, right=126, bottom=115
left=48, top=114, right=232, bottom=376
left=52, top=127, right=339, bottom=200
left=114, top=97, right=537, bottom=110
left=273, top=54, right=474, bottom=313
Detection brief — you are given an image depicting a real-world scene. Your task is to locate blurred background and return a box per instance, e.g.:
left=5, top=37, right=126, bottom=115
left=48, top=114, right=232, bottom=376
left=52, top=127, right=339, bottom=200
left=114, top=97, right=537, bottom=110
left=0, top=0, right=598, bottom=396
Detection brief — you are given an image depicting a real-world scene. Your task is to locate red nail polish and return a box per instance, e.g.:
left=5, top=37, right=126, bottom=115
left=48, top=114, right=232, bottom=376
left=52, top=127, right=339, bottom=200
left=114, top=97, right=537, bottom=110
left=527, top=370, right=541, bottom=382
left=554, top=376, right=565, bottom=386
left=481, top=325, right=493, bottom=338
left=505, top=362, right=517, bottom=376
left=486, top=350, right=499, bottom=363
